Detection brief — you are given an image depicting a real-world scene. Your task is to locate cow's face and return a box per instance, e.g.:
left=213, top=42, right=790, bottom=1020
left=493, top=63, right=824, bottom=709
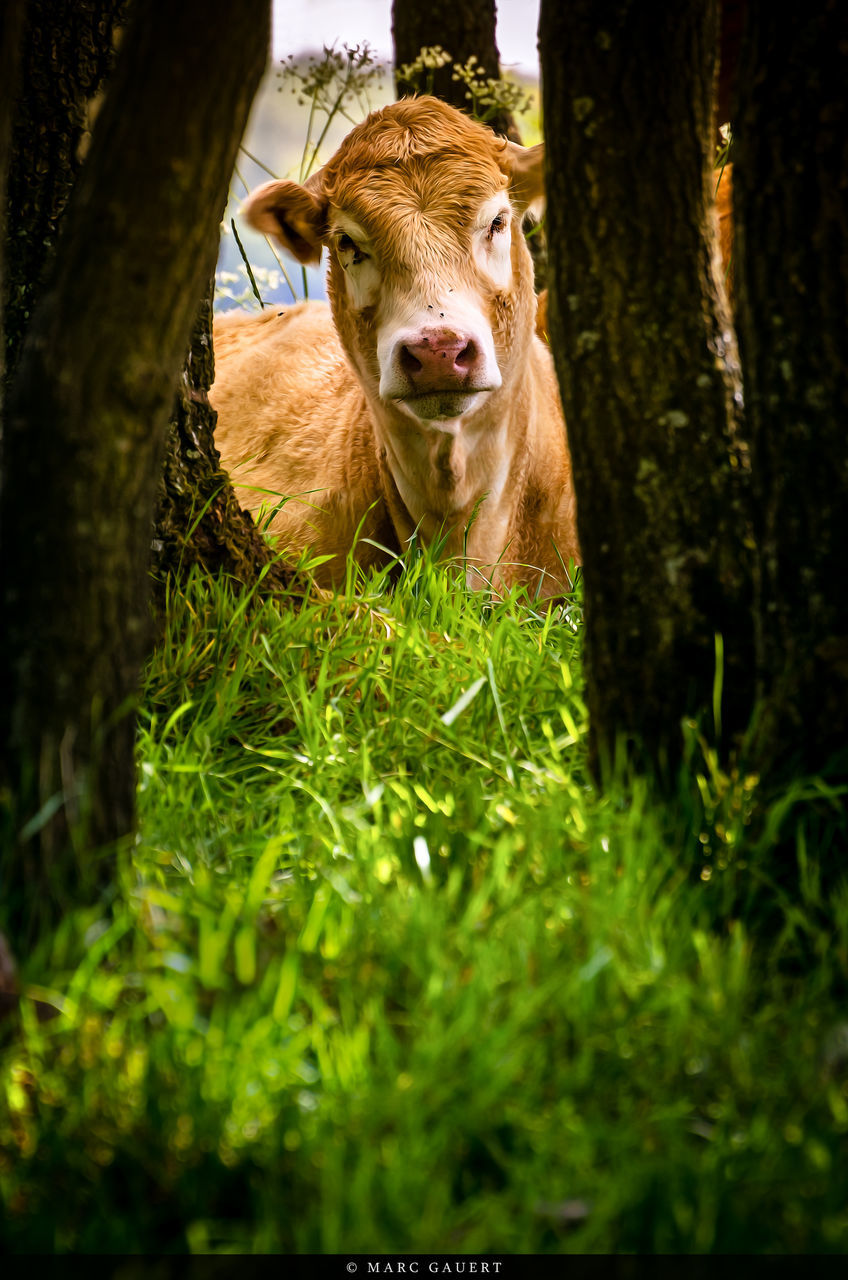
left=244, top=98, right=545, bottom=428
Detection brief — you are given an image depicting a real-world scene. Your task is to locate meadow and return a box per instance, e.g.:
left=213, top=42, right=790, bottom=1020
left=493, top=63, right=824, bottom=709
left=3, top=548, right=848, bottom=1253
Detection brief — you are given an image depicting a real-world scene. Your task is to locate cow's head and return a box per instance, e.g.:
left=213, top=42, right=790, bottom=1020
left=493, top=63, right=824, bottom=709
left=243, top=97, right=545, bottom=430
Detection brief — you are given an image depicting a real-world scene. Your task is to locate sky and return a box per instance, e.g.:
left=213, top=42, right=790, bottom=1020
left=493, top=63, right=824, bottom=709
left=272, top=0, right=542, bottom=78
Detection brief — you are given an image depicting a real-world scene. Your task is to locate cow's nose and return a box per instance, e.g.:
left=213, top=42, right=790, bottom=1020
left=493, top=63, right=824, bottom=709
left=398, top=332, right=480, bottom=390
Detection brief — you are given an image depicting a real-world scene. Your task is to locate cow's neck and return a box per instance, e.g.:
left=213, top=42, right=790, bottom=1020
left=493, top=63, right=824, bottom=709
left=373, top=391, right=530, bottom=573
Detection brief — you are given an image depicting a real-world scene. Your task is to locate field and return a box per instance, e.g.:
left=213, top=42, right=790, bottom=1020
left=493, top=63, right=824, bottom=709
left=3, top=551, right=848, bottom=1253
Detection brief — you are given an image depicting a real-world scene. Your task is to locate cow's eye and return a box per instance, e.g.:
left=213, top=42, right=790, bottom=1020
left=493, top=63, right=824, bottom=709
left=338, top=233, right=368, bottom=265
left=487, top=212, right=508, bottom=240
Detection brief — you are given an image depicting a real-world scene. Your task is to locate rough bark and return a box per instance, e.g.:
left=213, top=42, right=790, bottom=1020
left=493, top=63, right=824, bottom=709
left=0, top=0, right=269, bottom=944
left=2, top=0, right=290, bottom=605
left=391, top=0, right=518, bottom=140
left=3, top=0, right=129, bottom=387
left=0, top=0, right=26, bottom=382
left=539, top=0, right=754, bottom=777
left=717, top=0, right=744, bottom=129
left=733, top=2, right=848, bottom=781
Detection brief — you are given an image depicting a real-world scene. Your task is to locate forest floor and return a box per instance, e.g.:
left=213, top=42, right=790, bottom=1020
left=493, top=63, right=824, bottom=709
left=3, top=550, right=848, bottom=1252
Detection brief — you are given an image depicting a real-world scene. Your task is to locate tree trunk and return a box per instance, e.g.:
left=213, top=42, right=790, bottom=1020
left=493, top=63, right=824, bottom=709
left=733, top=2, right=848, bottom=782
left=391, top=0, right=518, bottom=140
left=539, top=0, right=754, bottom=777
left=0, top=0, right=269, bottom=944
left=0, top=0, right=25, bottom=382
left=2, top=0, right=289, bottom=608
left=2, top=1, right=129, bottom=387
left=717, top=0, right=745, bottom=129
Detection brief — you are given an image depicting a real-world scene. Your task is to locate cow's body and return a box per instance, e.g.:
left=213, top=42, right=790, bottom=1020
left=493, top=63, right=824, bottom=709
left=212, top=97, right=578, bottom=596
left=212, top=302, right=399, bottom=575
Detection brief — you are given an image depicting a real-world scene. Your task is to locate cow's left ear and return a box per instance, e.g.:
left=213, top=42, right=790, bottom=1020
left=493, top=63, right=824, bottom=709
left=503, top=141, right=545, bottom=215
left=241, top=175, right=328, bottom=266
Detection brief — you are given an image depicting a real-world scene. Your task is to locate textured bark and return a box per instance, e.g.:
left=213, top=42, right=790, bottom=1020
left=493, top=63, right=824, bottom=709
left=733, top=2, right=848, bottom=781
left=539, top=0, right=754, bottom=776
left=0, top=0, right=269, bottom=943
left=151, top=284, right=292, bottom=603
left=3, top=0, right=129, bottom=387
left=392, top=0, right=518, bottom=140
left=717, top=0, right=744, bottom=129
left=0, top=0, right=25, bottom=382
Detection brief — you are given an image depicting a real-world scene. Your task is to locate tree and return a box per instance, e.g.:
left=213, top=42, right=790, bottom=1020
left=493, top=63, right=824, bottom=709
left=717, top=0, right=744, bottom=130
left=1, top=3, right=291, bottom=610
left=540, top=0, right=848, bottom=789
left=0, top=0, right=269, bottom=943
left=0, top=0, right=25, bottom=382
left=732, top=2, right=848, bottom=782
left=3, top=2, right=130, bottom=386
left=392, top=0, right=519, bottom=140
left=539, top=0, right=753, bottom=777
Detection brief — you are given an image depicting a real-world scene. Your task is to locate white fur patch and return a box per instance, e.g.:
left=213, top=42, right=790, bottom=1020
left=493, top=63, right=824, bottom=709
left=331, top=216, right=381, bottom=311
left=471, top=194, right=514, bottom=291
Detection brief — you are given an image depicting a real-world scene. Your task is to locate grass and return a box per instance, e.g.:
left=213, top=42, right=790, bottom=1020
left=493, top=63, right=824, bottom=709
left=2, top=549, right=848, bottom=1254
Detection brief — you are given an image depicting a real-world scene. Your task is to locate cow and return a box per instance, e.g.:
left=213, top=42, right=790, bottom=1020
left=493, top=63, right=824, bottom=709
left=211, top=96, right=580, bottom=597
left=715, top=162, right=733, bottom=299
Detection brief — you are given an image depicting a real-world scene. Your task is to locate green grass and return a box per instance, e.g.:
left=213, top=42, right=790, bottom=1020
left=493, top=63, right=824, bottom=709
left=3, top=550, right=848, bottom=1253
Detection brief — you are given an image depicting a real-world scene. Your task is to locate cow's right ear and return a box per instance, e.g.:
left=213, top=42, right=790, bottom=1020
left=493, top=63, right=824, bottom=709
left=241, top=179, right=328, bottom=266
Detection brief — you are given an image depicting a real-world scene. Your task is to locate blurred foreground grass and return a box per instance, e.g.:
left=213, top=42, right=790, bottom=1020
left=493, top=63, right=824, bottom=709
left=2, top=550, right=848, bottom=1253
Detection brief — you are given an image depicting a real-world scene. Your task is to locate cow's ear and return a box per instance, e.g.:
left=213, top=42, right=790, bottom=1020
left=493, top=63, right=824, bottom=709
left=503, top=141, right=545, bottom=215
left=242, top=177, right=328, bottom=266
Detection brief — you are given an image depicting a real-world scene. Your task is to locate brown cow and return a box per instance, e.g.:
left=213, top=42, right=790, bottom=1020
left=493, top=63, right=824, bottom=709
left=211, top=96, right=578, bottom=597
left=715, top=162, right=733, bottom=299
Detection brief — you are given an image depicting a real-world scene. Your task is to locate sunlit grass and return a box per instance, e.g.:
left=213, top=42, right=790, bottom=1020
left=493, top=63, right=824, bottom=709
left=3, top=550, right=848, bottom=1253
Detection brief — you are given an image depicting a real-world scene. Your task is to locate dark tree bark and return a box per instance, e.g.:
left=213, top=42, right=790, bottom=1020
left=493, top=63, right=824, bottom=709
left=0, top=0, right=269, bottom=944
left=3, top=0, right=129, bottom=387
left=540, top=0, right=754, bottom=776
left=2, top=0, right=290, bottom=606
left=392, top=0, right=519, bottom=140
left=0, top=0, right=25, bottom=382
left=717, top=0, right=745, bottom=129
left=733, top=2, right=848, bottom=782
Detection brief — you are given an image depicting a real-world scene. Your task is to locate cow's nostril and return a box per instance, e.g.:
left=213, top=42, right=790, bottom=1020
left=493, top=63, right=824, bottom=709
left=399, top=345, right=423, bottom=375
left=455, top=341, right=477, bottom=370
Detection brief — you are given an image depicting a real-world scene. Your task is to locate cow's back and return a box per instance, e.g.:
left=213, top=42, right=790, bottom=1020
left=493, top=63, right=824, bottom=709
left=212, top=302, right=396, bottom=583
